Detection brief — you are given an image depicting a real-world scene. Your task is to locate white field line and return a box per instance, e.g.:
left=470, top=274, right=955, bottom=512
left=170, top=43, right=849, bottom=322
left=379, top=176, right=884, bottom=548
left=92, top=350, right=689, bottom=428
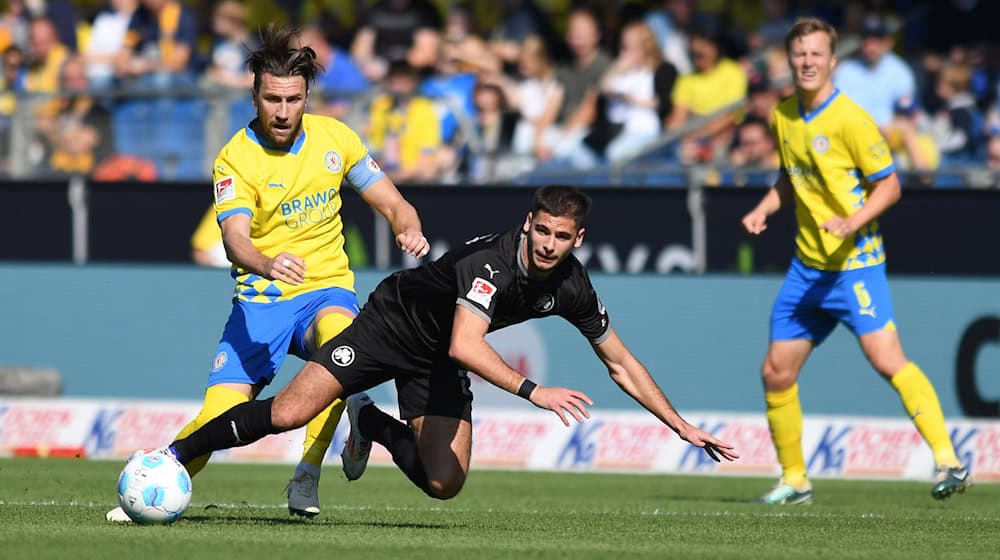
left=0, top=500, right=998, bottom=522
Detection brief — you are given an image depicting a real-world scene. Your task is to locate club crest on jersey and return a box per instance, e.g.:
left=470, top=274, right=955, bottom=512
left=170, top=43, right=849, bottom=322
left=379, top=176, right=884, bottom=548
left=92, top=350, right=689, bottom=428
left=211, top=351, right=228, bottom=372
left=466, top=277, right=497, bottom=308
left=365, top=155, right=381, bottom=173
left=214, top=176, right=235, bottom=204
left=324, top=150, right=343, bottom=173
left=534, top=293, right=555, bottom=313
left=331, top=345, right=355, bottom=366
left=812, top=135, right=830, bottom=154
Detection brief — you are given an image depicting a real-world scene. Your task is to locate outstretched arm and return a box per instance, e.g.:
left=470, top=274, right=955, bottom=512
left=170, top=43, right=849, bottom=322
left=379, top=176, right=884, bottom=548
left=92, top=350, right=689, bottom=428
left=592, top=328, right=739, bottom=462
left=449, top=305, right=593, bottom=426
left=360, top=177, right=430, bottom=258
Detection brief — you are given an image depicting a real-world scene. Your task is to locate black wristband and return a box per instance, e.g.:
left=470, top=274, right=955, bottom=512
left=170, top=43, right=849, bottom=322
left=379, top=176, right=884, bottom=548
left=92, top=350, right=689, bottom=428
left=516, top=379, right=537, bottom=400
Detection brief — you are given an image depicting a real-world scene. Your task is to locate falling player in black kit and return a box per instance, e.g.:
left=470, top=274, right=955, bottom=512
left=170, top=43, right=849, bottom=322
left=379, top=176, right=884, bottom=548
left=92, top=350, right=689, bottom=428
left=166, top=185, right=738, bottom=500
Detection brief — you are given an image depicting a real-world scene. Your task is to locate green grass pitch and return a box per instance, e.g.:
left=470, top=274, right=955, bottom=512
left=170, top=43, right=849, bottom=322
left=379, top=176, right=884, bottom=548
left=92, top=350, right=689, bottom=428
left=1, top=458, right=997, bottom=559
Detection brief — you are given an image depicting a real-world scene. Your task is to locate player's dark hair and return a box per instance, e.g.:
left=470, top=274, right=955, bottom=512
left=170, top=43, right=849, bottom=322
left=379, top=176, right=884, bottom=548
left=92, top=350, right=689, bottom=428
left=784, top=17, right=837, bottom=54
left=246, top=24, right=321, bottom=93
left=533, top=185, right=591, bottom=228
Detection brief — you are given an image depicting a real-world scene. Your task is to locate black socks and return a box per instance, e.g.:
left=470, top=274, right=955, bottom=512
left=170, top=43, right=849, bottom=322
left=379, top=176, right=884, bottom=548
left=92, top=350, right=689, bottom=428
left=171, top=398, right=276, bottom=465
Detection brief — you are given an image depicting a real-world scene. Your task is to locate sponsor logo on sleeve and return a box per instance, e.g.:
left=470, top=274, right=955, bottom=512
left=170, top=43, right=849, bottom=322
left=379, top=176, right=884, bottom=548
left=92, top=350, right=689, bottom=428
left=466, top=277, right=497, bottom=308
left=214, top=176, right=235, bottom=204
left=867, top=139, right=889, bottom=160
left=365, top=155, right=381, bottom=173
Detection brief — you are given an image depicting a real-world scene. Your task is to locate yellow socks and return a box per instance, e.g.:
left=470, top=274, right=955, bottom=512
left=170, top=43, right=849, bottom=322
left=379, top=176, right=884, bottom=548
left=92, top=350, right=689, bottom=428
left=175, top=384, right=250, bottom=477
left=298, top=311, right=353, bottom=471
left=891, top=362, right=959, bottom=468
left=766, top=384, right=809, bottom=490
left=299, top=400, right=347, bottom=470
left=763, top=363, right=957, bottom=490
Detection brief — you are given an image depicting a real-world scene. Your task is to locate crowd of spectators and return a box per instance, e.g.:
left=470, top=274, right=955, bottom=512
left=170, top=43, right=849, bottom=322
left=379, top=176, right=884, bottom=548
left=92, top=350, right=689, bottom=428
left=1, top=0, right=1000, bottom=185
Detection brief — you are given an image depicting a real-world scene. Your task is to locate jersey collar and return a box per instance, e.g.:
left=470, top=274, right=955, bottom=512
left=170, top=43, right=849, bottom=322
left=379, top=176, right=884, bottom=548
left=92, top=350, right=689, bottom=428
left=798, top=88, right=840, bottom=123
left=245, top=120, right=307, bottom=154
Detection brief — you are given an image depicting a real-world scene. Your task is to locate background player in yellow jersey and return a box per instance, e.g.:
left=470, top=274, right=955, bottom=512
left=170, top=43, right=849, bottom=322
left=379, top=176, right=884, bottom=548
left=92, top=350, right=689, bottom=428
left=741, top=18, right=970, bottom=504
left=107, top=24, right=429, bottom=522
left=190, top=206, right=229, bottom=268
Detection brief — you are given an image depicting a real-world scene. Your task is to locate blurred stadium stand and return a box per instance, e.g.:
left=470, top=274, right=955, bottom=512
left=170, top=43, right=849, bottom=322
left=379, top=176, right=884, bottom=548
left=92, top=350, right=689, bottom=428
left=0, top=1, right=996, bottom=187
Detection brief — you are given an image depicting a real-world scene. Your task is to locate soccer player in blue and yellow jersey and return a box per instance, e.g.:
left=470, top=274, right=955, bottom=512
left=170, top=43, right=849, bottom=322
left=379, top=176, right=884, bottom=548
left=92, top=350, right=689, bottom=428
left=741, top=18, right=970, bottom=504
left=106, top=24, right=430, bottom=522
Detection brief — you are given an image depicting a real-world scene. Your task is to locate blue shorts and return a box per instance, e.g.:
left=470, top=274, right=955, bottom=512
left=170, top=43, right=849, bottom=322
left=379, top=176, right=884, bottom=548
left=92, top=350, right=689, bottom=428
left=770, top=257, right=896, bottom=345
left=207, top=287, right=359, bottom=388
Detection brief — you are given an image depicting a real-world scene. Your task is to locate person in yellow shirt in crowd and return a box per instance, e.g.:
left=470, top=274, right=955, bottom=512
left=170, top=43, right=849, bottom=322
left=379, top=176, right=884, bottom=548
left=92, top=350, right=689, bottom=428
left=34, top=55, right=112, bottom=176
left=24, top=17, right=68, bottom=93
left=885, top=96, right=939, bottom=173
left=667, top=26, right=747, bottom=163
left=366, top=59, right=442, bottom=183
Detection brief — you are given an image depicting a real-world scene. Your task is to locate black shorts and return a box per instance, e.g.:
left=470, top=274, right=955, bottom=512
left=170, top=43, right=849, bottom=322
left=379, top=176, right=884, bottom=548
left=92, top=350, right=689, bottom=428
left=309, top=319, right=473, bottom=422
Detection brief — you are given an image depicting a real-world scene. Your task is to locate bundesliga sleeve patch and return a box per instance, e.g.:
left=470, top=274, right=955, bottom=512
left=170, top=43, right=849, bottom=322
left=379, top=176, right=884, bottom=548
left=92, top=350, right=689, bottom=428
left=214, top=176, right=235, bottom=204
left=466, top=277, right=497, bottom=309
left=365, top=155, right=381, bottom=173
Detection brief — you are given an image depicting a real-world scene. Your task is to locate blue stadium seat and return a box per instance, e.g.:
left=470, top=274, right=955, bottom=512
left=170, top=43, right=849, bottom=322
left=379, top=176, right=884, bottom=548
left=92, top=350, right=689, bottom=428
left=155, top=97, right=208, bottom=180
left=228, top=99, right=257, bottom=137
left=112, top=98, right=159, bottom=163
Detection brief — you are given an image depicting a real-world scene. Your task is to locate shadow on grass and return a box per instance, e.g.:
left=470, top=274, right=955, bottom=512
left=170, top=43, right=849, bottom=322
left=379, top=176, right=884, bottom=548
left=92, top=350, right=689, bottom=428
left=182, top=512, right=454, bottom=530
left=647, top=493, right=756, bottom=505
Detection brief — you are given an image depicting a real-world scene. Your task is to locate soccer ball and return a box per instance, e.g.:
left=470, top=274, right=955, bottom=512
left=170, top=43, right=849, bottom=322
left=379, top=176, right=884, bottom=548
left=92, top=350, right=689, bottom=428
left=116, top=450, right=192, bottom=524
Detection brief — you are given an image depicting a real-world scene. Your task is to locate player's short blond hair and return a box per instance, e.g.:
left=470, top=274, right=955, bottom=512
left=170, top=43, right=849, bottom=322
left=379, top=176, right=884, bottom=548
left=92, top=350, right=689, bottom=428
left=784, top=17, right=838, bottom=54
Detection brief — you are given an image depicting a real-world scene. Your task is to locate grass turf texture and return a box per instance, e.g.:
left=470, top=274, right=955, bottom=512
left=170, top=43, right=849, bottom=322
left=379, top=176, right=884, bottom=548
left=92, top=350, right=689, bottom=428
left=1, top=458, right=997, bottom=560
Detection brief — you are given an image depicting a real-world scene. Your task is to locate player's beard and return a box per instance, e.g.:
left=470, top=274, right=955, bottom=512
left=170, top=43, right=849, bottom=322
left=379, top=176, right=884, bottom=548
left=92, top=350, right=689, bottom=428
left=264, top=118, right=302, bottom=148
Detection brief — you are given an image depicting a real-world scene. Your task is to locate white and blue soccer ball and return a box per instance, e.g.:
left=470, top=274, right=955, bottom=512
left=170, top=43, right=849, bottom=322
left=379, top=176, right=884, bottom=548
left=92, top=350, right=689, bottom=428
left=116, top=450, right=192, bottom=524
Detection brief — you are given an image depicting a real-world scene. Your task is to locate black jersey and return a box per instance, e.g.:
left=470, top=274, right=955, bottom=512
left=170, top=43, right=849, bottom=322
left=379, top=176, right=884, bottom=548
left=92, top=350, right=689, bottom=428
left=358, top=226, right=611, bottom=370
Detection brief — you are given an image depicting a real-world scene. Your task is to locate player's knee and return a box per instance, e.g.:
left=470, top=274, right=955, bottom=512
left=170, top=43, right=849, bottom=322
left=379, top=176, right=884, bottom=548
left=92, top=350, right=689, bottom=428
left=872, top=356, right=908, bottom=379
left=761, top=358, right=783, bottom=382
left=425, top=473, right=466, bottom=500
left=269, top=404, right=310, bottom=431
left=761, top=358, right=795, bottom=391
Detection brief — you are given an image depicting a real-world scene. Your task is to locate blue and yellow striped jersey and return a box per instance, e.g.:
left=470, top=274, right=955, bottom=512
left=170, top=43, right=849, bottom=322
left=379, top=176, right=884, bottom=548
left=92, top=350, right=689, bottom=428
left=213, top=113, right=384, bottom=302
left=773, top=89, right=896, bottom=271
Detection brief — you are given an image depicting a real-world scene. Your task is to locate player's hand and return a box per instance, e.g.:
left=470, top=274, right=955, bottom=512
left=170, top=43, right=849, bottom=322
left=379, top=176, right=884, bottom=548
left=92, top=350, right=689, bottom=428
left=533, top=142, right=553, bottom=162
left=741, top=210, right=768, bottom=235
left=396, top=230, right=430, bottom=258
left=677, top=424, right=739, bottom=463
left=266, top=252, right=306, bottom=285
left=820, top=216, right=859, bottom=239
left=528, top=386, right=594, bottom=427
